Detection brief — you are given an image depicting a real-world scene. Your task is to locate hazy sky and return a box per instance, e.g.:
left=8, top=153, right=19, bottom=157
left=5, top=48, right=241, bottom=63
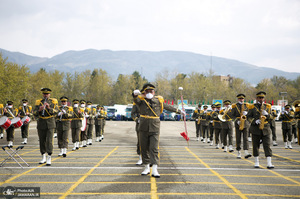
left=0, top=0, right=299, bottom=72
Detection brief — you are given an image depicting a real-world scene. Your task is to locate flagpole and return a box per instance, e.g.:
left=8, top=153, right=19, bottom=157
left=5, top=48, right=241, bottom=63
left=179, top=87, right=189, bottom=147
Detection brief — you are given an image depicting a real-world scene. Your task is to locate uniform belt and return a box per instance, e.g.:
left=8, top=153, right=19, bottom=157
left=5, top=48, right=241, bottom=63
left=282, top=121, right=291, bottom=122
left=140, top=115, right=159, bottom=119
left=39, top=116, right=54, bottom=119
left=96, top=118, right=104, bottom=120
left=213, top=121, right=221, bottom=123
left=58, top=119, right=72, bottom=121
left=72, top=118, right=83, bottom=120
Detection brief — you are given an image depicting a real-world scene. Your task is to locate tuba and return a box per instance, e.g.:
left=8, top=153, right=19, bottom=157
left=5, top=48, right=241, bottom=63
left=259, top=102, right=266, bottom=130
left=239, top=103, right=246, bottom=130
left=218, top=106, right=230, bottom=122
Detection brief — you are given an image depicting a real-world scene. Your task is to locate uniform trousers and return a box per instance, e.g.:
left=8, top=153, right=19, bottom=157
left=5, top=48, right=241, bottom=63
left=201, top=125, right=209, bottom=138
left=282, top=128, right=292, bottom=142
left=209, top=123, right=214, bottom=141
left=222, top=128, right=233, bottom=146
left=95, top=125, right=101, bottom=137
left=21, top=123, right=29, bottom=138
left=214, top=128, right=222, bottom=145
left=72, top=128, right=81, bottom=143
left=81, top=128, right=87, bottom=141
left=87, top=124, right=93, bottom=139
left=195, top=122, right=201, bottom=137
left=140, top=130, right=159, bottom=165
left=6, top=126, right=15, bottom=141
left=270, top=122, right=277, bottom=141
left=252, top=130, right=272, bottom=157
left=292, top=125, right=297, bottom=140
left=235, top=125, right=249, bottom=151
left=38, top=128, right=54, bottom=155
left=136, top=122, right=141, bottom=155
left=56, top=121, right=69, bottom=149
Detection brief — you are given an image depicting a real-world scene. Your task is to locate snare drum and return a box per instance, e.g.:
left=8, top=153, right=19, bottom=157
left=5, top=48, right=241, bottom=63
left=21, top=116, right=31, bottom=125
left=11, top=117, right=23, bottom=128
left=0, top=116, right=11, bottom=130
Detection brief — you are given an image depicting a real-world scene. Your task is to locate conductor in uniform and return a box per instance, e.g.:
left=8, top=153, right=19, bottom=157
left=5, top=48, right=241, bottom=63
left=33, top=88, right=58, bottom=166
left=133, top=83, right=185, bottom=178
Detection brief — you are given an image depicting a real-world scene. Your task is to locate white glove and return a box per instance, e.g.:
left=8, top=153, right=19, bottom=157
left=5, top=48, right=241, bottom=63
left=262, top=110, right=268, bottom=116
left=181, top=110, right=186, bottom=116
left=196, top=119, right=198, bottom=121
left=210, top=120, right=213, bottom=123
left=58, top=112, right=63, bottom=116
left=242, top=111, right=248, bottom=116
left=237, top=121, right=240, bottom=125
left=137, top=119, right=140, bottom=124
left=62, top=109, right=66, bottom=114
left=204, top=111, right=207, bottom=113
left=255, top=119, right=261, bottom=125
left=85, top=114, right=90, bottom=118
left=133, top=90, right=141, bottom=95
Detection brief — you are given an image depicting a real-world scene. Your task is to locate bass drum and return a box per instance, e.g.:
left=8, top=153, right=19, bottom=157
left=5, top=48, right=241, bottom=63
left=81, top=117, right=87, bottom=131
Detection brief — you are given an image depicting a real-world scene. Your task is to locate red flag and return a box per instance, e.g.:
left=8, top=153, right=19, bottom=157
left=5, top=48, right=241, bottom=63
left=271, top=100, right=274, bottom=105
left=164, top=99, right=167, bottom=103
left=168, top=100, right=170, bottom=104
left=180, top=132, right=189, bottom=141
left=171, top=100, right=174, bottom=105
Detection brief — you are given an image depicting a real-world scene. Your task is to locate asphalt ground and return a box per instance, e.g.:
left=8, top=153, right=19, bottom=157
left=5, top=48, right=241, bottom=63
left=0, top=120, right=300, bottom=199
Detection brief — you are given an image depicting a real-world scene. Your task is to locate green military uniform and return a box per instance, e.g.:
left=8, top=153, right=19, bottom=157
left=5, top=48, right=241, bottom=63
left=211, top=103, right=223, bottom=148
left=3, top=101, right=18, bottom=147
left=86, top=101, right=96, bottom=145
left=207, top=104, right=216, bottom=145
left=131, top=102, right=141, bottom=159
left=18, top=99, right=33, bottom=144
left=71, top=99, right=84, bottom=150
left=0, top=104, right=5, bottom=139
left=247, top=91, right=274, bottom=169
left=221, top=100, right=234, bottom=153
left=269, top=109, right=278, bottom=145
left=94, top=105, right=106, bottom=142
left=80, top=100, right=89, bottom=147
left=227, top=94, right=251, bottom=157
left=33, top=88, right=58, bottom=165
left=56, top=96, right=73, bottom=157
left=199, top=105, right=210, bottom=143
left=293, top=100, right=300, bottom=146
left=279, top=105, right=294, bottom=149
left=291, top=110, right=297, bottom=144
left=192, top=105, right=202, bottom=140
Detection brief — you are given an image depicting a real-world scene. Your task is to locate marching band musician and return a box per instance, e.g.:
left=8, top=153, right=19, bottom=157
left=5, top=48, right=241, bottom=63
left=18, top=99, right=33, bottom=144
left=94, top=105, right=106, bottom=142
left=33, top=88, right=58, bottom=166
left=291, top=111, right=298, bottom=144
left=279, top=104, right=294, bottom=149
left=228, top=94, right=251, bottom=158
left=79, top=100, right=88, bottom=147
left=247, top=91, right=274, bottom=169
left=71, top=99, right=84, bottom=151
left=192, top=104, right=202, bottom=141
left=131, top=101, right=142, bottom=165
left=86, top=101, right=96, bottom=145
left=207, top=104, right=216, bottom=146
left=211, top=103, right=223, bottom=149
left=132, top=83, right=184, bottom=178
left=293, top=100, right=300, bottom=146
left=270, top=109, right=278, bottom=146
left=0, top=103, right=4, bottom=139
left=199, top=105, right=209, bottom=143
left=3, top=101, right=18, bottom=147
left=56, top=96, right=73, bottom=157
left=220, top=100, right=234, bottom=153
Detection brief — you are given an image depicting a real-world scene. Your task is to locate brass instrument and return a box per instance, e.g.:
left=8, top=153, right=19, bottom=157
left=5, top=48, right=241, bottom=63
left=218, top=107, right=230, bottom=122
left=259, top=102, right=266, bottom=130
left=239, top=103, right=246, bottom=130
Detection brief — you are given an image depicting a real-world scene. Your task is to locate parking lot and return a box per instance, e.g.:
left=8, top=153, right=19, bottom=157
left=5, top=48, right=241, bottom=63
left=0, top=121, right=300, bottom=198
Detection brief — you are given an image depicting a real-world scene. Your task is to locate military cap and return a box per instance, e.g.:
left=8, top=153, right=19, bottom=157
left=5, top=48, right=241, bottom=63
left=142, top=83, right=155, bottom=92
left=215, top=103, right=222, bottom=108
left=60, top=96, right=68, bottom=102
left=256, top=91, right=266, bottom=98
left=7, top=100, right=13, bottom=105
left=22, top=99, right=28, bottom=103
left=198, top=104, right=202, bottom=108
left=72, top=99, right=79, bottom=104
left=80, top=100, right=86, bottom=104
left=285, top=104, right=291, bottom=109
left=96, top=104, right=101, bottom=108
left=87, top=101, right=92, bottom=105
left=224, top=100, right=231, bottom=105
left=41, top=88, right=52, bottom=94
left=236, top=94, right=246, bottom=99
left=203, top=105, right=208, bottom=108
left=211, top=104, right=216, bottom=108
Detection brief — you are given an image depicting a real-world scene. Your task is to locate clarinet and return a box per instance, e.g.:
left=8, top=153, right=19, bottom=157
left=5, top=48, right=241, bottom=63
left=42, top=98, right=47, bottom=116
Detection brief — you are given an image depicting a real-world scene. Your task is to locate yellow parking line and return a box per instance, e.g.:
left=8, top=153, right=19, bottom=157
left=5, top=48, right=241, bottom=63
left=150, top=173, right=158, bottom=199
left=273, top=152, right=300, bottom=163
left=59, top=146, right=118, bottom=199
left=186, top=147, right=248, bottom=199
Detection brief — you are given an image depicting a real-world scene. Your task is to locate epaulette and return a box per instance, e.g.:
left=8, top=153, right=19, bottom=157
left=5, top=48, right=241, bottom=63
left=0, top=104, right=3, bottom=108
left=194, top=110, right=198, bottom=113
left=248, top=104, right=255, bottom=109
left=231, top=103, right=237, bottom=108
left=15, top=108, right=18, bottom=112
left=133, top=102, right=136, bottom=105
left=18, top=106, right=22, bottom=110
left=138, top=95, right=145, bottom=100
left=296, top=107, right=300, bottom=112
left=50, top=98, right=58, bottom=105
left=200, top=110, right=204, bottom=113
left=35, top=99, right=42, bottom=106
left=220, top=109, right=224, bottom=113
left=28, top=106, right=32, bottom=111
left=80, top=108, right=85, bottom=112
left=86, top=107, right=91, bottom=111
left=155, top=95, right=164, bottom=113
left=68, top=107, right=73, bottom=112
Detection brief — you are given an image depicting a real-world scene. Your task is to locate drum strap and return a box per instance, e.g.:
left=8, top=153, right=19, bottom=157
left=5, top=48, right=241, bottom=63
left=7, top=108, right=15, bottom=118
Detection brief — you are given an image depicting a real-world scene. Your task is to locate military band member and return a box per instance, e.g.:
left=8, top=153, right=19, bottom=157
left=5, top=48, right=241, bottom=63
left=33, top=88, right=58, bottom=166
left=18, top=99, right=33, bottom=144
left=131, top=101, right=142, bottom=165
left=228, top=94, right=251, bottom=158
left=94, top=105, right=106, bottom=142
left=293, top=100, right=300, bottom=146
left=86, top=101, right=96, bottom=145
left=270, top=109, right=278, bottom=146
left=291, top=111, right=298, bottom=144
left=3, top=101, right=18, bottom=148
left=192, top=104, right=202, bottom=141
left=71, top=99, right=84, bottom=150
left=133, top=83, right=184, bottom=178
left=221, top=100, right=234, bottom=153
left=208, top=104, right=216, bottom=146
left=0, top=103, right=4, bottom=139
left=247, top=91, right=274, bottom=169
left=56, top=96, right=73, bottom=157
left=200, top=105, right=209, bottom=143
left=80, top=100, right=88, bottom=147
left=279, top=104, right=294, bottom=149
left=211, top=103, right=223, bottom=149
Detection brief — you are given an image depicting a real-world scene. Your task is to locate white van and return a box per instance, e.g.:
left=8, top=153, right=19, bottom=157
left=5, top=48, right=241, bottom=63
left=271, top=105, right=282, bottom=121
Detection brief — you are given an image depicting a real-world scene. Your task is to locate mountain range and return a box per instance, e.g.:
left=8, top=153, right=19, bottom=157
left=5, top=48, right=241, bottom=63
left=1, top=48, right=299, bottom=85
